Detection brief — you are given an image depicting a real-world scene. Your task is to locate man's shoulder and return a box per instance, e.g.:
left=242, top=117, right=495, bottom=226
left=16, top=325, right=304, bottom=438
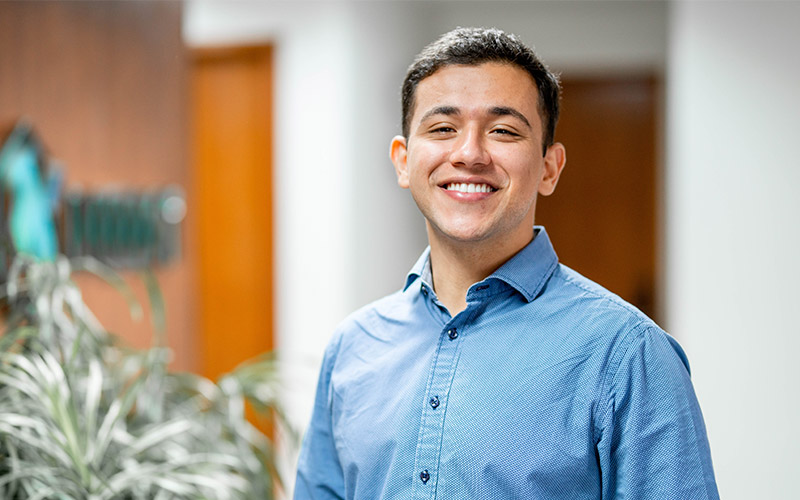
left=542, top=263, right=689, bottom=374
left=327, top=286, right=417, bottom=346
left=545, top=263, right=661, bottom=336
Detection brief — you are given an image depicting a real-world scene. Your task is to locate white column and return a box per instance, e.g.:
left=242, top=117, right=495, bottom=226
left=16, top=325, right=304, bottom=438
left=666, top=2, right=800, bottom=498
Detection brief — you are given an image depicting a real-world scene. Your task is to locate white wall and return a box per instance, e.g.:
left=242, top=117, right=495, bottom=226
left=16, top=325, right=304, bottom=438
left=666, top=2, right=800, bottom=498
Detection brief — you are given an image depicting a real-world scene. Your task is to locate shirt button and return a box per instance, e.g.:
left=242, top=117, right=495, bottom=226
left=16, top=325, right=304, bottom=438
left=420, top=470, right=430, bottom=484
left=429, top=396, right=440, bottom=409
left=447, top=328, right=458, bottom=340
left=421, top=286, right=429, bottom=296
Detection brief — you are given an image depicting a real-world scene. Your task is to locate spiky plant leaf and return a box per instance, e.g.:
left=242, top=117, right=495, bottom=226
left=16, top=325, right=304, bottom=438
left=0, top=255, right=291, bottom=499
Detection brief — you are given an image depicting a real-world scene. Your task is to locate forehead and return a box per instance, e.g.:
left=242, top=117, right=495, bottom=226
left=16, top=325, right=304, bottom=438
left=411, top=62, right=541, bottom=125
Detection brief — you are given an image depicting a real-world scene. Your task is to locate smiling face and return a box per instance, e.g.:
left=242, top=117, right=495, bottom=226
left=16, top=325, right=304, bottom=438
left=391, top=62, right=566, bottom=256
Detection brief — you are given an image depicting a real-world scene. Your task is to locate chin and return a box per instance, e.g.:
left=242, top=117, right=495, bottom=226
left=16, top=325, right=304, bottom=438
left=433, top=224, right=495, bottom=244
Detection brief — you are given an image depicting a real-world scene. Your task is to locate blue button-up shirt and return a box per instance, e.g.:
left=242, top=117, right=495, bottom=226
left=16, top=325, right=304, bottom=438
left=295, top=228, right=718, bottom=499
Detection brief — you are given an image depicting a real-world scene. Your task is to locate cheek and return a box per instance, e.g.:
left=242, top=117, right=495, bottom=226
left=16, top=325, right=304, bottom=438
left=407, top=147, right=443, bottom=180
left=496, top=154, right=542, bottom=185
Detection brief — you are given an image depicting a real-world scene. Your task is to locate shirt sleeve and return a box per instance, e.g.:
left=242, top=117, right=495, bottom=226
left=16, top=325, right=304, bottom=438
left=596, top=325, right=720, bottom=500
left=294, top=336, right=346, bottom=500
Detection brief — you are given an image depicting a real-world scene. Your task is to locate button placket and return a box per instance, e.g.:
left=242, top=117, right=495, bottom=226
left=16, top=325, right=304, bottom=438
left=411, top=321, right=465, bottom=498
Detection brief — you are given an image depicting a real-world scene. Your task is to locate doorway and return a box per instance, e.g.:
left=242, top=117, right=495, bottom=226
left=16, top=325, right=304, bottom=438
left=190, top=45, right=274, bottom=380
left=536, top=77, right=660, bottom=320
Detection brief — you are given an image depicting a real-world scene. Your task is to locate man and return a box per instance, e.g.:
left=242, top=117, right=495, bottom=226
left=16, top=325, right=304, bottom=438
left=295, top=27, right=718, bottom=499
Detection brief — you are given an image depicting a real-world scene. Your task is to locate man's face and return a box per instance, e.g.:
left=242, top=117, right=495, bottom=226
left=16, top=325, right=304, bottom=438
left=391, top=62, right=565, bottom=250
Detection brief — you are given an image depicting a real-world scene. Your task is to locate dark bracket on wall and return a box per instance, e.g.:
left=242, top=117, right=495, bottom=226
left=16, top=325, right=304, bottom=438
left=0, top=119, right=185, bottom=279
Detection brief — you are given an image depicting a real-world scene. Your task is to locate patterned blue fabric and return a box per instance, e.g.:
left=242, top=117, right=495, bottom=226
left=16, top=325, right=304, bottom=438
left=294, top=227, right=718, bottom=499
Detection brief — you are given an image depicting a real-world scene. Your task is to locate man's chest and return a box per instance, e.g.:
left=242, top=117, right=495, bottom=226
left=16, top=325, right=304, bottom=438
left=328, top=323, right=604, bottom=499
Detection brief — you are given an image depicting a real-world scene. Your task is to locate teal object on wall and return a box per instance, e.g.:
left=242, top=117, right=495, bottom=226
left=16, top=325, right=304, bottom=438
left=0, top=122, right=59, bottom=262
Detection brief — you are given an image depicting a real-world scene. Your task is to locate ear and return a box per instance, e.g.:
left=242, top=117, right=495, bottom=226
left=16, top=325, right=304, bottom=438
left=538, top=142, right=566, bottom=196
left=390, top=135, right=410, bottom=189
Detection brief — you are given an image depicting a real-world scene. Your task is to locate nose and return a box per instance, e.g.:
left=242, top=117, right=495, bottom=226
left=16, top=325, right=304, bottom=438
left=448, top=128, right=490, bottom=168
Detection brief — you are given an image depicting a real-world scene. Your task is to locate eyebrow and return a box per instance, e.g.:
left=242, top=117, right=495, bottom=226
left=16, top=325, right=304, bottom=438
left=418, top=105, right=532, bottom=129
left=418, top=106, right=459, bottom=124
left=490, top=106, right=531, bottom=128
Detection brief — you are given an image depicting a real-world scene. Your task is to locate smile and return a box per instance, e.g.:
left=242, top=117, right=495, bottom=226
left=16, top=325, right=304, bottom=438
left=443, top=183, right=496, bottom=194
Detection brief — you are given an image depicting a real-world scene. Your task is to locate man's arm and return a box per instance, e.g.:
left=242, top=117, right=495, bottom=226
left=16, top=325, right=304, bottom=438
left=596, top=326, right=720, bottom=499
left=294, top=339, right=346, bottom=500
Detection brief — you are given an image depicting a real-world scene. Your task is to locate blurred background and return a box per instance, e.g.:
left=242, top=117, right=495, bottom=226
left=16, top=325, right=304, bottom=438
left=1, top=0, right=798, bottom=498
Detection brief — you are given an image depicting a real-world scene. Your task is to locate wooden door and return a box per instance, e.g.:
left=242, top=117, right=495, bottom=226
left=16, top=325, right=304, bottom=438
left=190, top=46, right=274, bottom=381
left=536, top=77, right=659, bottom=320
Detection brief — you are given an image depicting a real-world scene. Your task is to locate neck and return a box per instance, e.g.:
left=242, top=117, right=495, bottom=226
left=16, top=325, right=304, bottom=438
left=428, top=227, right=534, bottom=316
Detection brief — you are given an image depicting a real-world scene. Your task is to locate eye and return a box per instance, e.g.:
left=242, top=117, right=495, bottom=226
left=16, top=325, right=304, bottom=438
left=491, top=128, right=519, bottom=137
left=430, top=126, right=456, bottom=134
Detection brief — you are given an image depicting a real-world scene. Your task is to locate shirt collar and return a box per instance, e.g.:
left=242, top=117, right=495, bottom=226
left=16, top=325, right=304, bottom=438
left=403, top=226, right=559, bottom=303
left=404, top=246, right=432, bottom=291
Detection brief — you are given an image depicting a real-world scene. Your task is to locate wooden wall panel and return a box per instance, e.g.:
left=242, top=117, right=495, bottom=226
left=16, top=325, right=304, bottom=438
left=0, top=1, right=195, bottom=370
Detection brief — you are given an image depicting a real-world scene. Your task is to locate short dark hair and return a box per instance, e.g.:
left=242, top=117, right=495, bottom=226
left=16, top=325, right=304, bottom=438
left=401, top=27, right=561, bottom=153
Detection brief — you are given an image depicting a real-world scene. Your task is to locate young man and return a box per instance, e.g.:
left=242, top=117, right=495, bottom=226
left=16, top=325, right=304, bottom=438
left=295, top=27, right=718, bottom=499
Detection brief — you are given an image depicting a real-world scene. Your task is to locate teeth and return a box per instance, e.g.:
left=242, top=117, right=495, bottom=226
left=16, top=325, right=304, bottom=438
left=445, top=183, right=494, bottom=193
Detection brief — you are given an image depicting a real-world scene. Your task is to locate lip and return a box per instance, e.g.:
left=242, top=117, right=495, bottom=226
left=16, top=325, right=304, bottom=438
left=438, top=177, right=499, bottom=201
